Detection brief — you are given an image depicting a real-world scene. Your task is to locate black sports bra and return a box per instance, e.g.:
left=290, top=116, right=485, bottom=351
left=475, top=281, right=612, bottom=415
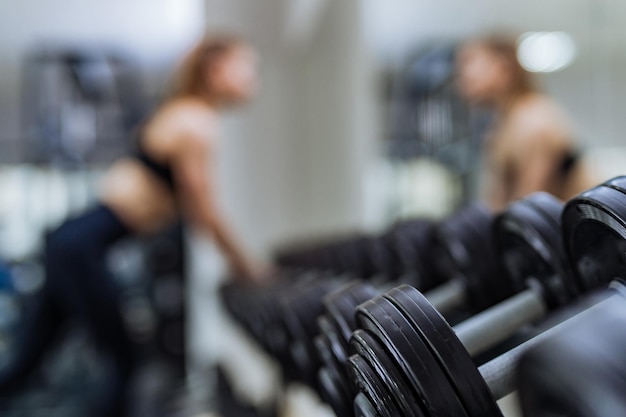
left=559, top=149, right=580, bottom=178
left=132, top=130, right=175, bottom=188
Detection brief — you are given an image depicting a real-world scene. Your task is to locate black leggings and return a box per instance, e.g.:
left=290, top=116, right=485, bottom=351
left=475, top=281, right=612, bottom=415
left=0, top=204, right=133, bottom=417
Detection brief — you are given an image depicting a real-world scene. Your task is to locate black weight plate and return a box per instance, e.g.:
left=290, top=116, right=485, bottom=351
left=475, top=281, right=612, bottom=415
left=437, top=203, right=506, bottom=310
left=346, top=283, right=381, bottom=309
left=350, top=329, right=424, bottom=417
left=385, top=285, right=503, bottom=417
left=323, top=347, right=352, bottom=398
left=324, top=357, right=354, bottom=411
left=282, top=280, right=336, bottom=383
left=315, top=333, right=334, bottom=368
left=326, top=292, right=357, bottom=339
left=325, top=282, right=378, bottom=346
left=364, top=236, right=395, bottom=279
left=316, top=328, right=348, bottom=389
left=437, top=204, right=488, bottom=276
left=354, top=392, right=382, bottom=417
left=495, top=193, right=577, bottom=308
left=318, top=367, right=353, bottom=417
left=524, top=192, right=563, bottom=231
left=318, top=315, right=349, bottom=367
left=562, top=181, right=626, bottom=291
left=348, top=355, right=398, bottom=417
left=463, top=210, right=509, bottom=310
left=386, top=220, right=441, bottom=290
left=357, top=298, right=468, bottom=417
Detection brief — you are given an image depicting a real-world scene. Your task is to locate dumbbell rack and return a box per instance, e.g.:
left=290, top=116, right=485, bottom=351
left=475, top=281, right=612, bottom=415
left=221, top=178, right=626, bottom=417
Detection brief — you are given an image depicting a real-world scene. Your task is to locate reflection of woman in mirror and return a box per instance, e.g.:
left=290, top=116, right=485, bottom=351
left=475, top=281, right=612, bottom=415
left=457, top=34, right=595, bottom=210
left=0, top=35, right=268, bottom=417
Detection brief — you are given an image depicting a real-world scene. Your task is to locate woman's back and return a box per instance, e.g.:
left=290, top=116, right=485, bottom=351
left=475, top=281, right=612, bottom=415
left=101, top=98, right=216, bottom=234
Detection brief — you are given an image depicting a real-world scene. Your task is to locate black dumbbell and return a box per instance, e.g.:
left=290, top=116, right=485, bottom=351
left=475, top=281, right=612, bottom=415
left=316, top=193, right=578, bottom=415
left=517, top=282, right=626, bottom=417
left=347, top=178, right=626, bottom=417
left=448, top=192, right=582, bottom=356
left=314, top=281, right=379, bottom=416
left=383, top=219, right=443, bottom=290
left=225, top=221, right=440, bottom=383
left=295, top=220, right=441, bottom=285
left=422, top=202, right=512, bottom=314
left=561, top=176, right=626, bottom=294
left=279, top=277, right=340, bottom=385
left=348, top=281, right=626, bottom=417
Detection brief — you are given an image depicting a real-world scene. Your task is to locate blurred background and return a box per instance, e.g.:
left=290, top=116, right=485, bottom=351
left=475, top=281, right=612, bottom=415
left=0, top=0, right=624, bottom=415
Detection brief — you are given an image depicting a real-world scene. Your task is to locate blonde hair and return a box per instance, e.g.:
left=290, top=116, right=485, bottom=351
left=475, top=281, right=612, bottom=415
left=172, top=34, right=246, bottom=99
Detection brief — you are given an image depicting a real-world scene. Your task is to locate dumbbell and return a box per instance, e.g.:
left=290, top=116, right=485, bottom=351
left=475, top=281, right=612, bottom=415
left=278, top=220, right=441, bottom=285
left=348, top=282, right=626, bottom=417
left=518, top=283, right=626, bottom=417
left=268, top=223, right=439, bottom=379
left=422, top=202, right=513, bottom=314
left=281, top=226, right=442, bottom=389
left=315, top=192, right=580, bottom=416
left=346, top=178, right=626, bottom=416
left=224, top=221, right=441, bottom=372
left=448, top=192, right=583, bottom=357
left=315, top=281, right=379, bottom=416
left=230, top=191, right=563, bottom=391
left=222, top=274, right=340, bottom=381
left=512, top=175, right=626, bottom=417
left=420, top=191, right=606, bottom=360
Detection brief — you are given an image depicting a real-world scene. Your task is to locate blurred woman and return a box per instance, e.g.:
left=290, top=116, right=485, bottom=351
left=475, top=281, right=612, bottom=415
left=0, top=35, right=266, bottom=416
left=457, top=34, right=595, bottom=210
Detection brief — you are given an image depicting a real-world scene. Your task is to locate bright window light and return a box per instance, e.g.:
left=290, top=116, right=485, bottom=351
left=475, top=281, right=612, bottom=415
left=517, top=31, right=577, bottom=73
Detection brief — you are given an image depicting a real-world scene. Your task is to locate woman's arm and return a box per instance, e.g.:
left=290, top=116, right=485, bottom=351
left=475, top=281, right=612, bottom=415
left=172, top=131, right=264, bottom=280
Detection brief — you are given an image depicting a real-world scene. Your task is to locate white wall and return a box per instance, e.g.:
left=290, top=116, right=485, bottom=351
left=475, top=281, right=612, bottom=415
left=202, top=0, right=380, bottom=255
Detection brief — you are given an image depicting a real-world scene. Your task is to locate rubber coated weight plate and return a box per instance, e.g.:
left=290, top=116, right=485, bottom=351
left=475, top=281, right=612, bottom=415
left=354, top=392, right=382, bottom=417
left=437, top=203, right=507, bottom=310
left=325, top=282, right=378, bottom=346
left=326, top=295, right=357, bottom=351
left=350, top=329, right=424, bottom=417
left=495, top=194, right=578, bottom=308
left=318, top=367, right=353, bottom=417
left=357, top=298, right=468, bottom=417
left=562, top=181, right=626, bottom=291
left=365, top=237, right=395, bottom=279
left=385, top=285, right=503, bottom=417
left=348, top=357, right=397, bottom=417
left=282, top=280, right=336, bottom=383
left=316, top=330, right=347, bottom=386
left=462, top=209, right=509, bottom=310
left=386, top=220, right=441, bottom=290
left=318, top=315, right=348, bottom=364
left=314, top=333, right=334, bottom=368
left=524, top=192, right=563, bottom=231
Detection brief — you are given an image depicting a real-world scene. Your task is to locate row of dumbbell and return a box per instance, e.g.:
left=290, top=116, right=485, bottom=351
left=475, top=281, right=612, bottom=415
left=223, top=188, right=573, bottom=375
left=222, top=176, right=626, bottom=416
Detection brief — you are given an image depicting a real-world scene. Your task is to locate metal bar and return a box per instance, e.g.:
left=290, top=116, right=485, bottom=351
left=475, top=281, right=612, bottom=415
left=455, top=288, right=547, bottom=356
left=479, top=293, right=623, bottom=400
left=424, top=279, right=466, bottom=314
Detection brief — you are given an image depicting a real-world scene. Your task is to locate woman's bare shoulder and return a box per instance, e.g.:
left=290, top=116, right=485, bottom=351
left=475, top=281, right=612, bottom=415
left=510, top=93, right=572, bottom=135
left=148, top=97, right=218, bottom=151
